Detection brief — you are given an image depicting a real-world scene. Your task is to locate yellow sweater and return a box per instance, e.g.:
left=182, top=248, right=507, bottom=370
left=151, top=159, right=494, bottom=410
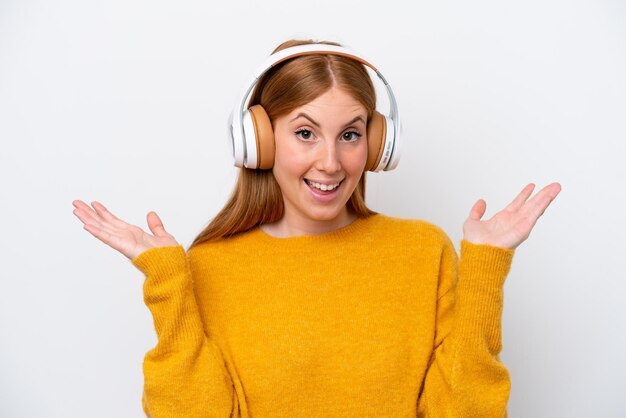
left=131, top=214, right=514, bottom=417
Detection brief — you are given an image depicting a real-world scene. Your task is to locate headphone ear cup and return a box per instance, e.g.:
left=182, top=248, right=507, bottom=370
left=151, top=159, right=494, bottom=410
left=365, top=111, right=386, bottom=172
left=245, top=105, right=275, bottom=169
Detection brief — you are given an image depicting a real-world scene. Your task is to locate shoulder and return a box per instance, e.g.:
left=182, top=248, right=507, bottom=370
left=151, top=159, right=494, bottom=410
left=365, top=214, right=451, bottom=244
left=187, top=228, right=259, bottom=260
left=367, top=214, right=448, bottom=239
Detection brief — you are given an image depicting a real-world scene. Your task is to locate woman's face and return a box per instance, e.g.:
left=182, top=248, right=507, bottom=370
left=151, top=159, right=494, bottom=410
left=271, top=87, right=369, bottom=232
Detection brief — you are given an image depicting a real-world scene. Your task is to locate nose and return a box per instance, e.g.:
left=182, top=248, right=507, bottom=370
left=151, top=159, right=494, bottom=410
left=315, top=138, right=342, bottom=173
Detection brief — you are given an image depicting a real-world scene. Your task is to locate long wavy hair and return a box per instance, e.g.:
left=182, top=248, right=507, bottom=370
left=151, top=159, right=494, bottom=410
left=189, top=39, right=378, bottom=249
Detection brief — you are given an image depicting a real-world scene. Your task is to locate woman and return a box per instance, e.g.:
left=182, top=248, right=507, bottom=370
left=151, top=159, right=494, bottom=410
left=72, top=39, right=561, bottom=417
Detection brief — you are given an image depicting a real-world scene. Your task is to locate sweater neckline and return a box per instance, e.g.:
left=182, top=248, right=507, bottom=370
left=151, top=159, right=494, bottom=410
left=251, top=214, right=380, bottom=245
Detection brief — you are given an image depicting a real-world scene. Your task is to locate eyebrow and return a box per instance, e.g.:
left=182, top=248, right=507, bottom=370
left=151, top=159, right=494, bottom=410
left=289, top=112, right=366, bottom=128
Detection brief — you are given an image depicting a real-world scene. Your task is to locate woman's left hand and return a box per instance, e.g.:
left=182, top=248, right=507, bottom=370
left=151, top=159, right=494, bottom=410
left=462, top=182, right=562, bottom=249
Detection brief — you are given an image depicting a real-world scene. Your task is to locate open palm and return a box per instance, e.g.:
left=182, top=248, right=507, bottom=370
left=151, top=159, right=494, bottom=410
left=72, top=200, right=179, bottom=260
left=463, top=182, right=562, bottom=249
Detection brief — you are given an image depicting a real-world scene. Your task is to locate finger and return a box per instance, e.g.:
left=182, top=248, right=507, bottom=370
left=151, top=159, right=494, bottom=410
left=505, top=183, right=536, bottom=212
left=82, top=222, right=137, bottom=258
left=91, top=201, right=128, bottom=228
left=74, top=207, right=119, bottom=237
left=147, top=211, right=170, bottom=238
left=521, top=182, right=562, bottom=220
left=72, top=200, right=104, bottom=224
left=82, top=222, right=123, bottom=248
left=74, top=201, right=121, bottom=232
left=468, top=199, right=487, bottom=221
left=73, top=206, right=108, bottom=229
left=72, top=199, right=88, bottom=209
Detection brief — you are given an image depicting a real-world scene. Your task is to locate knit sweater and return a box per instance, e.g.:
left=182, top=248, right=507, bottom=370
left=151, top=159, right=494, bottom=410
left=131, top=214, right=515, bottom=418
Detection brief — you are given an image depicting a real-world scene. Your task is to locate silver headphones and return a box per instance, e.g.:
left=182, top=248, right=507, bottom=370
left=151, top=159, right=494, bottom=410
left=227, top=44, right=401, bottom=172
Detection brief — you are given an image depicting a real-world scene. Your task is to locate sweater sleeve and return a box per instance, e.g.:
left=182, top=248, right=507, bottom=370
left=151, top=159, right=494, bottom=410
left=416, top=237, right=515, bottom=418
left=131, top=245, right=235, bottom=418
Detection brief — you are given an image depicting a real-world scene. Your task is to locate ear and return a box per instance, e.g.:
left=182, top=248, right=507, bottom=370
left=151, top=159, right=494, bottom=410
left=248, top=105, right=275, bottom=169
left=365, top=111, right=386, bottom=171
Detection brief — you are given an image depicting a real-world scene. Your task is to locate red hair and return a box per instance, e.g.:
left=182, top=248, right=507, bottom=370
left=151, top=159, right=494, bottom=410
left=189, top=39, right=377, bottom=249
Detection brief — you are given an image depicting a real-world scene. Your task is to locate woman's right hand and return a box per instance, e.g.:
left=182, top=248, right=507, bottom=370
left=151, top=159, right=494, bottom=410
left=72, top=200, right=180, bottom=260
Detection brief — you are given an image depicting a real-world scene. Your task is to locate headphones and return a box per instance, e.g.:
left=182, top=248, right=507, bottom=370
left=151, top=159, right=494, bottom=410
left=227, top=44, right=401, bottom=172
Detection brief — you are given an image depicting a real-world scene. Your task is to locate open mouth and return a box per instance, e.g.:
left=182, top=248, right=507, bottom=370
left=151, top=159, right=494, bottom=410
left=304, top=178, right=343, bottom=193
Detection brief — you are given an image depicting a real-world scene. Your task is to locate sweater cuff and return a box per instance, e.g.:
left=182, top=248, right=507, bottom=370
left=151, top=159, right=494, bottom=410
left=459, top=240, right=514, bottom=289
left=131, top=245, right=187, bottom=279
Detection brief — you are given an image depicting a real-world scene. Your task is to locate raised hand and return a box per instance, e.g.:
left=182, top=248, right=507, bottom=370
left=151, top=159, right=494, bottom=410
left=462, top=182, right=562, bottom=250
left=72, top=200, right=179, bottom=260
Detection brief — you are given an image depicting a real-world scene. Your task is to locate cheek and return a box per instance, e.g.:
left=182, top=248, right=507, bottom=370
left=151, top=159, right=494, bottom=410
left=273, top=140, right=308, bottom=180
left=344, top=143, right=368, bottom=174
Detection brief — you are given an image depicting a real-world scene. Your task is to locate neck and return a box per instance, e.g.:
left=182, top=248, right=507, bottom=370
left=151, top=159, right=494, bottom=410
left=261, top=208, right=357, bottom=238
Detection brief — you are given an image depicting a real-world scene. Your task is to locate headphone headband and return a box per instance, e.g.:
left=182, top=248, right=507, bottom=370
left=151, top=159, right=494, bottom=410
left=228, top=43, right=401, bottom=171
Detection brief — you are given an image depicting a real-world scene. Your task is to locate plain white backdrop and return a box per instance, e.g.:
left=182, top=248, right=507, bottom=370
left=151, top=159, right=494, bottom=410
left=1, top=0, right=624, bottom=416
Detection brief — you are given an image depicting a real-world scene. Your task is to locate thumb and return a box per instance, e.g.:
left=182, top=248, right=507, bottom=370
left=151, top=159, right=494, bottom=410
left=147, top=211, right=169, bottom=237
left=469, top=199, right=487, bottom=221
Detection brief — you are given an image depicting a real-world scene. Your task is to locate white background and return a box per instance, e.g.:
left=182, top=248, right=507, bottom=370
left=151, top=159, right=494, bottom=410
left=1, top=0, right=624, bottom=417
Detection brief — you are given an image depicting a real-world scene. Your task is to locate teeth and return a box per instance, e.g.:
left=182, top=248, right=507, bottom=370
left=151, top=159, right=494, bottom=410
left=306, top=180, right=340, bottom=191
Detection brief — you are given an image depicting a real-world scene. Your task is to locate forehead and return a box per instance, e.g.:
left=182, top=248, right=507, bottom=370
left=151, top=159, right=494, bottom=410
left=290, top=88, right=367, bottom=118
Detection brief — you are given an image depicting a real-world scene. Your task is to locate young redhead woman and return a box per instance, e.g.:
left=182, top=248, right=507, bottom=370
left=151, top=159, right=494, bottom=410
left=264, top=86, right=369, bottom=237
left=72, top=39, right=561, bottom=417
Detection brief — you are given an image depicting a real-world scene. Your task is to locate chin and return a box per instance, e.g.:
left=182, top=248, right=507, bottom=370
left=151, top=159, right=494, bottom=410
left=302, top=204, right=350, bottom=223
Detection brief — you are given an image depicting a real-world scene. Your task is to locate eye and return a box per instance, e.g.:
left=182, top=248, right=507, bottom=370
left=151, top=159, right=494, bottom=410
left=341, top=130, right=362, bottom=142
left=294, top=129, right=315, bottom=141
